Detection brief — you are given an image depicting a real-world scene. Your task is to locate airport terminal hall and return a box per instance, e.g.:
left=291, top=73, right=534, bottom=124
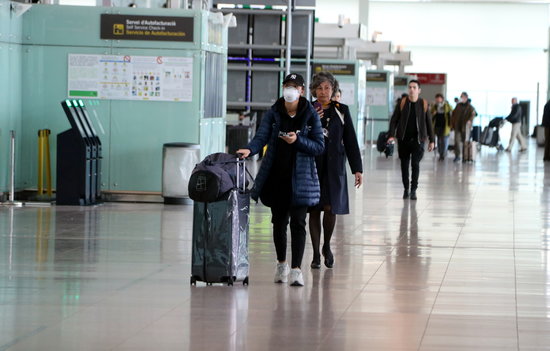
left=2, top=0, right=550, bottom=349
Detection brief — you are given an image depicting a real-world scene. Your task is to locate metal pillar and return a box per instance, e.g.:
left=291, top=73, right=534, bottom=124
left=285, top=0, right=292, bottom=76
left=1, top=131, right=23, bottom=207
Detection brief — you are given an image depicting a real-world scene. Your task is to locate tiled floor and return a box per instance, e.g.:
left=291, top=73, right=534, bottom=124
left=1, top=140, right=550, bottom=350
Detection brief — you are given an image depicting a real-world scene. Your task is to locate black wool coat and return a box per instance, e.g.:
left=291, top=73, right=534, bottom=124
left=315, top=101, right=363, bottom=215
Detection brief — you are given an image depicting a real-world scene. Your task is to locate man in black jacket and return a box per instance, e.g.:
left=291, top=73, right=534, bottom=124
left=388, top=80, right=435, bottom=200
left=543, top=99, right=550, bottom=161
left=505, top=97, right=527, bottom=152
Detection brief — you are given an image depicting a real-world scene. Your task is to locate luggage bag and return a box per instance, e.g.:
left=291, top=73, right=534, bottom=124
left=190, top=157, right=250, bottom=286
left=536, top=125, right=545, bottom=147
left=463, top=141, right=477, bottom=162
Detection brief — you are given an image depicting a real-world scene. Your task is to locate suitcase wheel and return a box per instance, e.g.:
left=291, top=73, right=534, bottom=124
left=227, top=276, right=234, bottom=286
left=243, top=277, right=249, bottom=286
left=190, top=276, right=197, bottom=286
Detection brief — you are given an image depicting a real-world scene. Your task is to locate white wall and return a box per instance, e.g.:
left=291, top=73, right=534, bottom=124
left=316, top=1, right=550, bottom=126
left=315, top=0, right=361, bottom=23
left=369, top=1, right=550, bottom=126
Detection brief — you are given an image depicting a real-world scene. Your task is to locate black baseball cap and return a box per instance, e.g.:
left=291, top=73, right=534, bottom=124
left=282, top=73, right=305, bottom=87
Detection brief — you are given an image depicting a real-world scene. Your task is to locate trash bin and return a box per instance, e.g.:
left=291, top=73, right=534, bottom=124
left=162, top=143, right=200, bottom=204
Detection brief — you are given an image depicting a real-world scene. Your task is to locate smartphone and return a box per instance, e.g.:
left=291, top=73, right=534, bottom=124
left=313, top=101, right=322, bottom=110
left=278, top=131, right=290, bottom=137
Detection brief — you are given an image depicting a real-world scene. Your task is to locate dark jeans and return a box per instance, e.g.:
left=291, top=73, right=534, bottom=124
left=398, top=139, right=424, bottom=191
left=271, top=204, right=308, bottom=268
left=435, top=128, right=449, bottom=159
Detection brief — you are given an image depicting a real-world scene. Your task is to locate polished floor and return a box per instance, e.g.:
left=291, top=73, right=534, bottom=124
left=1, top=139, right=550, bottom=351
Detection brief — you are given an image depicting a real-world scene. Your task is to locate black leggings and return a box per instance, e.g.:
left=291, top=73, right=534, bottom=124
left=271, top=205, right=308, bottom=269
left=398, top=140, right=424, bottom=191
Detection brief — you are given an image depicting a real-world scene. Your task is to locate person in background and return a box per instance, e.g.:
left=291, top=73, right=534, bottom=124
left=450, top=92, right=476, bottom=163
left=308, top=72, right=363, bottom=269
left=542, top=99, right=550, bottom=161
left=332, top=88, right=342, bottom=102
left=236, top=73, right=324, bottom=286
left=388, top=80, right=435, bottom=200
left=431, top=93, right=453, bottom=161
left=505, top=97, right=527, bottom=152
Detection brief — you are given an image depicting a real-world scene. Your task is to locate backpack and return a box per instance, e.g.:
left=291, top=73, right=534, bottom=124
left=400, top=97, right=428, bottom=113
left=188, top=153, right=249, bottom=203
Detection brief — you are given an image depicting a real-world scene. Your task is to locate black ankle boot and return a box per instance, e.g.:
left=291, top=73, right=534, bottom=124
left=311, top=253, right=321, bottom=269
left=410, top=190, right=417, bottom=200
left=322, top=245, right=334, bottom=268
left=403, top=189, right=409, bottom=199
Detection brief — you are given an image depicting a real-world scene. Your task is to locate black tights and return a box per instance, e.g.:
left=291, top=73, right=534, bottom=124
left=309, top=207, right=337, bottom=258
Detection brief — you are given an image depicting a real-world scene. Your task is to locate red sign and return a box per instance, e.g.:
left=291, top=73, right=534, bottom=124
left=407, top=73, right=446, bottom=85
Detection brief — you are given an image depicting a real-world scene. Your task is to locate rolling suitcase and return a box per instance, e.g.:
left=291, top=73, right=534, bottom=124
left=464, top=141, right=477, bottom=162
left=471, top=126, right=481, bottom=142
left=536, top=125, right=545, bottom=147
left=190, top=158, right=250, bottom=286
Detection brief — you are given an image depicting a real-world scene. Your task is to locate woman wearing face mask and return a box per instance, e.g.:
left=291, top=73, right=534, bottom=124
left=308, top=71, right=363, bottom=269
left=430, top=93, right=453, bottom=161
left=237, top=73, right=324, bottom=287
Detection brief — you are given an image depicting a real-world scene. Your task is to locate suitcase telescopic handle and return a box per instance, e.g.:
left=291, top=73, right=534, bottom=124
left=235, top=157, right=246, bottom=192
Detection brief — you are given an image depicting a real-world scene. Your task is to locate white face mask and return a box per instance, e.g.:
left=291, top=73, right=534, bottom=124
left=283, top=87, right=300, bottom=103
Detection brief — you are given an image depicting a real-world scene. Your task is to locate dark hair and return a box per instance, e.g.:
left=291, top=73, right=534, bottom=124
left=461, top=91, right=469, bottom=98
left=435, top=93, right=444, bottom=99
left=409, top=79, right=420, bottom=88
left=310, top=71, right=339, bottom=98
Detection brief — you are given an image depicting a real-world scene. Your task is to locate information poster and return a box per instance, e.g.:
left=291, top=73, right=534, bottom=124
left=68, top=54, right=193, bottom=102
left=338, top=82, right=355, bottom=106
left=365, top=87, right=387, bottom=106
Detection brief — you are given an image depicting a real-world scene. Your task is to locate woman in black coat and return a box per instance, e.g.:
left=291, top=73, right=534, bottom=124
left=309, top=72, right=363, bottom=269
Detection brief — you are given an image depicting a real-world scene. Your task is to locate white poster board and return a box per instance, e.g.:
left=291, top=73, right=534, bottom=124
left=365, top=87, right=387, bottom=106
left=338, top=82, right=355, bottom=106
left=68, top=54, right=193, bottom=102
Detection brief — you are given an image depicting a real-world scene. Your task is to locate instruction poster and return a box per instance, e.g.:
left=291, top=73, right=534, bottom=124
left=365, top=87, right=387, bottom=106
left=68, top=54, right=193, bottom=102
left=338, top=82, right=355, bottom=106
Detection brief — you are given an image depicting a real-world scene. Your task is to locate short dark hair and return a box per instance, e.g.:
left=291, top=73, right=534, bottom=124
left=461, top=91, right=469, bottom=98
left=409, top=79, right=420, bottom=88
left=310, top=71, right=339, bottom=99
left=435, top=93, right=444, bottom=99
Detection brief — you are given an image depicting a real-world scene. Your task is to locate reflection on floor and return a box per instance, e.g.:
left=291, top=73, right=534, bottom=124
left=1, top=140, right=550, bottom=350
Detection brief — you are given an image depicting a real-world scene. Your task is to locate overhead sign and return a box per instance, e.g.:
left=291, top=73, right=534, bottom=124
left=407, top=73, right=446, bottom=85
left=67, top=54, right=193, bottom=102
left=367, top=72, right=387, bottom=82
left=100, top=14, right=194, bottom=42
left=312, top=63, right=355, bottom=76
left=394, top=77, right=409, bottom=86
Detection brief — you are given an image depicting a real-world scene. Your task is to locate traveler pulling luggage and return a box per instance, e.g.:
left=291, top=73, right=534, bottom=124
left=188, top=153, right=251, bottom=286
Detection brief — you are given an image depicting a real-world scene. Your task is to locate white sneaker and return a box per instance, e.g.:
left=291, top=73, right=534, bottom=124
left=289, top=268, right=304, bottom=286
left=274, top=262, right=289, bottom=283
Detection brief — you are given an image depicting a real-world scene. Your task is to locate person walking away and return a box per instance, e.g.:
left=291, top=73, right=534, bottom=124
left=308, top=72, right=363, bottom=269
left=431, top=93, right=453, bottom=161
left=505, top=97, right=527, bottom=152
left=388, top=80, right=435, bottom=200
left=236, top=73, right=324, bottom=287
left=543, top=99, right=550, bottom=161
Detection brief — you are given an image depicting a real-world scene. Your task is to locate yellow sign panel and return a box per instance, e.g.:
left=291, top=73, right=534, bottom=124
left=113, top=24, right=124, bottom=35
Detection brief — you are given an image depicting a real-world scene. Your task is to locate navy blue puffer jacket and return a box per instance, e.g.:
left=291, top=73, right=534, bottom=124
left=246, top=97, right=324, bottom=207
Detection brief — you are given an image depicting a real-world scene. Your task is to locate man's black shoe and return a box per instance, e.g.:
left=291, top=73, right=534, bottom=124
left=403, top=190, right=409, bottom=199
left=410, top=191, right=417, bottom=200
